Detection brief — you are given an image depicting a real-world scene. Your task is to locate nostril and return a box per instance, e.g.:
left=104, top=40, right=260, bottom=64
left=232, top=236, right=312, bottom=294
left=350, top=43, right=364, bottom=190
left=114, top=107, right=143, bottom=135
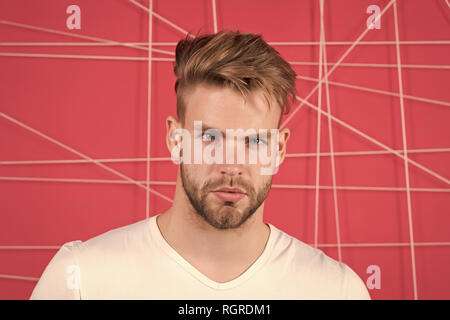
left=220, top=165, right=242, bottom=176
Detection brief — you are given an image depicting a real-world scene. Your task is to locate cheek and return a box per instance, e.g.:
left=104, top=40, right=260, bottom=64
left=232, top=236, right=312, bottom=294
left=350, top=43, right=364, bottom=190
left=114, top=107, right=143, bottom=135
left=184, top=164, right=210, bottom=182
left=251, top=170, right=272, bottom=187
left=245, top=163, right=261, bottom=176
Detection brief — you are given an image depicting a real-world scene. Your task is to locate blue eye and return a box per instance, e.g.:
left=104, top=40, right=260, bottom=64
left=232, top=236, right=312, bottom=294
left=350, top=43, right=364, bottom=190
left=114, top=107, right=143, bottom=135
left=203, top=132, right=216, bottom=142
left=248, top=136, right=266, bottom=145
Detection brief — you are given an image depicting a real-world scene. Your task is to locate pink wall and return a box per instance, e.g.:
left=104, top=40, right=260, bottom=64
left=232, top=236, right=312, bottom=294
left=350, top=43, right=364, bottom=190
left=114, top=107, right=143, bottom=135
left=0, top=0, right=449, bottom=299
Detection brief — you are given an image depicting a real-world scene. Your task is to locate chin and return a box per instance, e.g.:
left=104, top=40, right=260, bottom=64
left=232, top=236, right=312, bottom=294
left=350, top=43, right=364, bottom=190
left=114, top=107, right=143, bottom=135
left=203, top=204, right=240, bottom=225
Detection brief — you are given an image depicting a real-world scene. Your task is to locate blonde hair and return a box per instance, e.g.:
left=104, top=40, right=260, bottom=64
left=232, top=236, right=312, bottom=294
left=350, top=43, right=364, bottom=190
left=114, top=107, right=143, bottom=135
left=173, top=30, right=297, bottom=124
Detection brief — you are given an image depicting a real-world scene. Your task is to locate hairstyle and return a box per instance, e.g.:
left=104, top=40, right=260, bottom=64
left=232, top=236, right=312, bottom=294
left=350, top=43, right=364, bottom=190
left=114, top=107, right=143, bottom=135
left=173, top=29, right=297, bottom=124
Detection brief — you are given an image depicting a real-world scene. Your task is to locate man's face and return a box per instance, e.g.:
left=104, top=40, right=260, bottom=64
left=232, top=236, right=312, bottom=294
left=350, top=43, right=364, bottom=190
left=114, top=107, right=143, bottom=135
left=173, top=83, right=289, bottom=230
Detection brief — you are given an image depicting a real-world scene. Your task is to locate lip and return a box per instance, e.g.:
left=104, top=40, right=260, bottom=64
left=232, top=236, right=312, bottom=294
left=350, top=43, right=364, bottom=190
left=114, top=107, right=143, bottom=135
left=211, top=187, right=247, bottom=202
left=213, top=187, right=246, bottom=194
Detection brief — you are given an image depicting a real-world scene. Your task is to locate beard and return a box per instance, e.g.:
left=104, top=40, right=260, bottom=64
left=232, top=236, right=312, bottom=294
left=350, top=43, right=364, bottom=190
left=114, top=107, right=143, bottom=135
left=180, top=164, right=272, bottom=230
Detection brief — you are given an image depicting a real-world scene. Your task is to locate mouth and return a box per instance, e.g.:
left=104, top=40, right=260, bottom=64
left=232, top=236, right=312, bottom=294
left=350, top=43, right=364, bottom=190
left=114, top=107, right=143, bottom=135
left=211, top=187, right=247, bottom=203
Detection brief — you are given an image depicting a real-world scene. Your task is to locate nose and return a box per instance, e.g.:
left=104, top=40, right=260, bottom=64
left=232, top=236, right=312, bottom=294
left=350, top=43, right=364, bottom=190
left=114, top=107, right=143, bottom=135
left=218, top=136, right=243, bottom=177
left=220, top=164, right=242, bottom=177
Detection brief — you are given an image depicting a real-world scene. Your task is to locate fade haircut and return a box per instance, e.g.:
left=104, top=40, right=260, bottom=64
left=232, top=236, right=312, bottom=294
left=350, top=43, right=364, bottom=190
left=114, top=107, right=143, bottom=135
left=173, top=29, right=297, bottom=125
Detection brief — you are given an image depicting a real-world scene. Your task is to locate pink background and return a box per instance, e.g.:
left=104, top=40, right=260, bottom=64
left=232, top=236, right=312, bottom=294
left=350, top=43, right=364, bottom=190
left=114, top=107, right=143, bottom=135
left=0, top=0, right=449, bottom=299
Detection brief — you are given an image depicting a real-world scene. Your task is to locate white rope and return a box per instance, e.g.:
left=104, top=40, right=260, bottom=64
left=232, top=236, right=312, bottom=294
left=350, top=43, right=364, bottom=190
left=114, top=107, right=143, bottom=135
left=272, top=184, right=450, bottom=193
left=0, top=19, right=173, bottom=55
left=320, top=0, right=342, bottom=262
left=0, top=246, right=60, bottom=250
left=0, top=52, right=173, bottom=61
left=296, top=74, right=450, bottom=107
left=268, top=40, right=450, bottom=46
left=317, top=241, right=450, bottom=248
left=0, top=176, right=448, bottom=193
left=0, top=42, right=178, bottom=46
left=313, top=0, right=325, bottom=249
left=2, top=40, right=450, bottom=46
left=146, top=0, right=154, bottom=219
left=286, top=148, right=450, bottom=157
left=212, top=0, right=218, bottom=33
left=0, top=52, right=149, bottom=61
left=0, top=274, right=39, bottom=281
left=0, top=148, right=448, bottom=166
left=290, top=61, right=450, bottom=70
left=393, top=0, right=418, bottom=300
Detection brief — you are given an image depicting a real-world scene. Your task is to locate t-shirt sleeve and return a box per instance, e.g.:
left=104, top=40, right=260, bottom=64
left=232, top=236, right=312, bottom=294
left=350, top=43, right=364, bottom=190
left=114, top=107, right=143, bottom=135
left=342, top=264, right=371, bottom=300
left=29, top=241, right=83, bottom=300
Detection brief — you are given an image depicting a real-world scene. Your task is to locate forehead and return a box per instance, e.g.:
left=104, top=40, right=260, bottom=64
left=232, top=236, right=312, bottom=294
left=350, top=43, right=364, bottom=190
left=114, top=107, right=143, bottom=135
left=182, top=83, right=280, bottom=130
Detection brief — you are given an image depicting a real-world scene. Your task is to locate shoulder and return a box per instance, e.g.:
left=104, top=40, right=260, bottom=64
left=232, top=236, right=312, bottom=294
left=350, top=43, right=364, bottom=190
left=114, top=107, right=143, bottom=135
left=30, top=218, right=152, bottom=299
left=54, top=218, right=151, bottom=261
left=269, top=224, right=341, bottom=272
left=30, top=240, right=83, bottom=299
left=268, top=224, right=371, bottom=299
left=78, top=218, right=151, bottom=252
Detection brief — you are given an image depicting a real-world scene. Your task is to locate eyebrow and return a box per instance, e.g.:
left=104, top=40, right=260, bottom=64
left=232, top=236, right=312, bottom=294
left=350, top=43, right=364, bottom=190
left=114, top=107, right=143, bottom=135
left=199, top=124, right=226, bottom=137
left=199, top=123, right=273, bottom=138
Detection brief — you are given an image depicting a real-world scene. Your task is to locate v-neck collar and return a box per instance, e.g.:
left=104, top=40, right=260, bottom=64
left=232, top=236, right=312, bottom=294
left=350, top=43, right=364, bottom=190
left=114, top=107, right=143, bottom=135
left=148, top=214, right=276, bottom=290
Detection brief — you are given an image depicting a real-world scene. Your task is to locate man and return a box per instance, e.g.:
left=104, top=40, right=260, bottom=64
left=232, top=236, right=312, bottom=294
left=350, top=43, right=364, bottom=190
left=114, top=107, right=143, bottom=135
left=30, top=30, right=370, bottom=300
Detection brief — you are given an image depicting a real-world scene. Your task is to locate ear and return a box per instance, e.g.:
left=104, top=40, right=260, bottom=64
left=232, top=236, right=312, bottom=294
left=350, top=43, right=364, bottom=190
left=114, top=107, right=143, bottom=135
left=276, top=127, right=290, bottom=166
left=166, top=115, right=181, bottom=155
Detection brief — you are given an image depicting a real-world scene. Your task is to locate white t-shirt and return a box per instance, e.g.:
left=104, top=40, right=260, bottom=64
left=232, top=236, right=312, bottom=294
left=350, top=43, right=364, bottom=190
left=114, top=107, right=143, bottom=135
left=30, top=214, right=371, bottom=300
